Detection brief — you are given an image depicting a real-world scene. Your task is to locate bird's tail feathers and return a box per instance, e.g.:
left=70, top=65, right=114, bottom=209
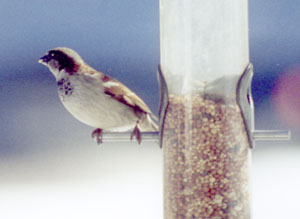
left=150, top=113, right=158, bottom=122
left=140, top=114, right=158, bottom=131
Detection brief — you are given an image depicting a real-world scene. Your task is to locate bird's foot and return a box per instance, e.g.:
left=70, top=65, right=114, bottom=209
left=130, top=122, right=142, bottom=144
left=91, top=128, right=103, bottom=145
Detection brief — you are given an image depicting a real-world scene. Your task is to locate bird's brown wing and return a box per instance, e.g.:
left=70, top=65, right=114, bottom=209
left=102, top=76, right=153, bottom=116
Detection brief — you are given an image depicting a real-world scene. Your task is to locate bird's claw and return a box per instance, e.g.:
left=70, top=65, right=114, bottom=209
left=91, top=128, right=103, bottom=145
left=130, top=123, right=142, bottom=144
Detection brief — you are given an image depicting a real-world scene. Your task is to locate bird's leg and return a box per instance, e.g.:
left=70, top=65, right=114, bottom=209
left=91, top=128, right=103, bottom=145
left=130, top=121, right=142, bottom=144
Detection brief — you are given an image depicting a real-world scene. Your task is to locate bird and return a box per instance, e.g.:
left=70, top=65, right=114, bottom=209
left=38, top=47, right=158, bottom=144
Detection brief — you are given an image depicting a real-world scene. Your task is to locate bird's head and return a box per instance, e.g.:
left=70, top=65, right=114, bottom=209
left=39, top=47, right=84, bottom=77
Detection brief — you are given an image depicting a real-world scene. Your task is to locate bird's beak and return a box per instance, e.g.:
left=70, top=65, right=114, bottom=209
left=38, top=54, right=50, bottom=65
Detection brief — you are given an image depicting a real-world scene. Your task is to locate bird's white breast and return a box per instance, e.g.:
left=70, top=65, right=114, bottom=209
left=57, top=73, right=137, bottom=131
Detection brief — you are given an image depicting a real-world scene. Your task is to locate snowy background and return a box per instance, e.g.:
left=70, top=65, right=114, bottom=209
left=0, top=0, right=299, bottom=218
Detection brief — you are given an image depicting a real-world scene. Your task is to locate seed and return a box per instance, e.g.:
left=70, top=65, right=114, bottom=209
left=163, top=94, right=250, bottom=219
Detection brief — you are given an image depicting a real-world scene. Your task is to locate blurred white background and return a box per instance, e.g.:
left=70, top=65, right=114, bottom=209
left=0, top=0, right=299, bottom=218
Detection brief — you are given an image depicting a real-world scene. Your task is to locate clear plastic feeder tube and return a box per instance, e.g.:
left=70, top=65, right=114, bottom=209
left=160, top=0, right=251, bottom=218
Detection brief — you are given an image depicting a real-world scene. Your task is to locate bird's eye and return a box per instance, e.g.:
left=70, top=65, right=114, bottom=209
left=51, top=53, right=55, bottom=57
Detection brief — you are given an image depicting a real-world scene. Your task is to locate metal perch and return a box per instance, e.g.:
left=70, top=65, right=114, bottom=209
left=99, top=130, right=290, bottom=142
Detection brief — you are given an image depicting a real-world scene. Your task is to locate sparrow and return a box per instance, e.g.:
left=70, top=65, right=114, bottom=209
left=38, top=47, right=158, bottom=144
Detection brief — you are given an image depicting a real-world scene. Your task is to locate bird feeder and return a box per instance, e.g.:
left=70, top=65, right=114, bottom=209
left=92, top=1, right=289, bottom=218
left=158, top=0, right=290, bottom=218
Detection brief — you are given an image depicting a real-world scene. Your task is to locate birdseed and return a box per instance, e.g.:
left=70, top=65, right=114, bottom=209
left=163, top=94, right=250, bottom=219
